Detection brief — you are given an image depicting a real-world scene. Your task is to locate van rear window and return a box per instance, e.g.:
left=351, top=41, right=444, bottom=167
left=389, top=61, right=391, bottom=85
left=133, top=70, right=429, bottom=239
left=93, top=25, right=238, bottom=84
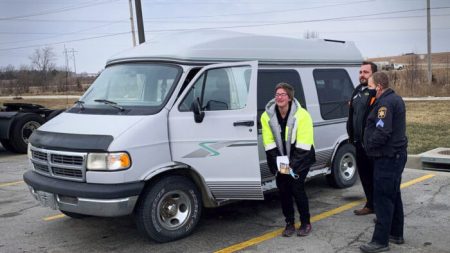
left=313, top=69, right=354, bottom=120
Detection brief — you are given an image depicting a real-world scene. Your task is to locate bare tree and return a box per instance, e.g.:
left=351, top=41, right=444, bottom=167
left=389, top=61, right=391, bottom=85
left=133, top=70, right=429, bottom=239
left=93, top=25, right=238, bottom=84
left=29, top=46, right=56, bottom=72
left=15, top=65, right=31, bottom=97
left=303, top=30, right=319, bottom=39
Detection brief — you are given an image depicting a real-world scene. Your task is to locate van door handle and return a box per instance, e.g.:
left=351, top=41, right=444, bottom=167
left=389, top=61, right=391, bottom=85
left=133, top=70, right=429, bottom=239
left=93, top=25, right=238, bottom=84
left=233, top=120, right=254, bottom=127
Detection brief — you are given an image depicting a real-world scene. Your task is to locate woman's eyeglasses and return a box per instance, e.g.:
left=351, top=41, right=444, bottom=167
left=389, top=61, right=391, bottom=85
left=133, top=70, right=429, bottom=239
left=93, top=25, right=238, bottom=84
left=275, top=93, right=288, bottom=98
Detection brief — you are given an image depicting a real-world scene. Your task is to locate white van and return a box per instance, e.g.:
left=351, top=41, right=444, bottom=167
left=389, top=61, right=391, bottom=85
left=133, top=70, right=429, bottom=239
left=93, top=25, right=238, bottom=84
left=24, top=30, right=362, bottom=242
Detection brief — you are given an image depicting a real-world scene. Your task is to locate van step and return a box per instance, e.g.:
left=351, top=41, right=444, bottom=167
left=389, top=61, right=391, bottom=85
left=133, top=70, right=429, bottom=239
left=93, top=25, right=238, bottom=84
left=421, top=148, right=450, bottom=172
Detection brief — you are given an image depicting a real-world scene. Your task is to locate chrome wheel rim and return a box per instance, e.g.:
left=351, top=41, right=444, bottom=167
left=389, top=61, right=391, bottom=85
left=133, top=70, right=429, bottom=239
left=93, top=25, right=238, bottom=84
left=157, top=190, right=191, bottom=230
left=339, top=152, right=356, bottom=181
left=21, top=121, right=41, bottom=144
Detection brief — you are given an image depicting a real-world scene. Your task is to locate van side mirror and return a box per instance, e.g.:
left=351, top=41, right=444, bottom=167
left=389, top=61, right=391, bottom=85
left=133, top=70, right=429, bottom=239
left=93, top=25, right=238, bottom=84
left=192, top=97, right=205, bottom=123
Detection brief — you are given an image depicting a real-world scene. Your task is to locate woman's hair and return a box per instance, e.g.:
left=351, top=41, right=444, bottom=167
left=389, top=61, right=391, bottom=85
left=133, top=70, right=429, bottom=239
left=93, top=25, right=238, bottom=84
left=275, top=82, right=295, bottom=100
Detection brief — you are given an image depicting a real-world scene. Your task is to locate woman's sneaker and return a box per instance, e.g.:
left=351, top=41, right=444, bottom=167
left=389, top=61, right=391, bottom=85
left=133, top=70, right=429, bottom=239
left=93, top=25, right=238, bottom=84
left=297, top=224, right=312, bottom=236
left=282, top=223, right=296, bottom=237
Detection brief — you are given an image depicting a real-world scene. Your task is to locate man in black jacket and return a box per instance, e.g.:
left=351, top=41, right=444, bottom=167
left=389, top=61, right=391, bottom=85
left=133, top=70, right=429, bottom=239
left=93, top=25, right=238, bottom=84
left=347, top=61, right=377, bottom=216
left=360, top=72, right=408, bottom=253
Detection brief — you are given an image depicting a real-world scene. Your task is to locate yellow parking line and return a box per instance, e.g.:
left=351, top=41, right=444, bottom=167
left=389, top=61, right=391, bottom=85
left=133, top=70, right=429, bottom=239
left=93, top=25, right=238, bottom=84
left=0, top=180, right=24, bottom=187
left=400, top=173, right=435, bottom=188
left=215, top=173, right=435, bottom=253
left=44, top=214, right=66, bottom=221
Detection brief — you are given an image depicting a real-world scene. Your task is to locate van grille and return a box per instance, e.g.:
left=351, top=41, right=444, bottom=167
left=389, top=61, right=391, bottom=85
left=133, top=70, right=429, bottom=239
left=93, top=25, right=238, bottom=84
left=33, top=162, right=50, bottom=173
left=29, top=146, right=86, bottom=182
left=51, top=154, right=83, bottom=166
left=52, top=167, right=83, bottom=178
left=32, top=150, right=47, bottom=162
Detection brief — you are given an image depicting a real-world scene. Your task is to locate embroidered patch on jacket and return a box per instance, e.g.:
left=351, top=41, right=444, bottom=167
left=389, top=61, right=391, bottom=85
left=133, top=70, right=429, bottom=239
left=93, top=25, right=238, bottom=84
left=377, top=106, right=387, bottom=118
left=376, top=119, right=384, bottom=128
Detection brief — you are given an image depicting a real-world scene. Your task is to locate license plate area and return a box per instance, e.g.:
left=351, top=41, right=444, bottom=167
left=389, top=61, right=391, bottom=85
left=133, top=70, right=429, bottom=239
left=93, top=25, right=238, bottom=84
left=36, top=191, right=58, bottom=210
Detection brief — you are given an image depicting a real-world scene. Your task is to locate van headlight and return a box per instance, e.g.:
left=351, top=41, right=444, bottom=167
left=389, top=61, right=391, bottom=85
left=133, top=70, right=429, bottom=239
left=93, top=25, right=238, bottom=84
left=87, top=152, right=131, bottom=171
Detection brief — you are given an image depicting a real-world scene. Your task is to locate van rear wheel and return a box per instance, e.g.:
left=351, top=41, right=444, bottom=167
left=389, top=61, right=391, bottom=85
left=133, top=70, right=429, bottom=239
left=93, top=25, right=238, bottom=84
left=327, top=143, right=357, bottom=188
left=134, top=175, right=202, bottom=243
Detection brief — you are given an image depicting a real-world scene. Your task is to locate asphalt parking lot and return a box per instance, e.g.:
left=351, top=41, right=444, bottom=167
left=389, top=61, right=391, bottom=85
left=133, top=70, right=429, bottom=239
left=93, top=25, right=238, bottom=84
left=1, top=147, right=450, bottom=253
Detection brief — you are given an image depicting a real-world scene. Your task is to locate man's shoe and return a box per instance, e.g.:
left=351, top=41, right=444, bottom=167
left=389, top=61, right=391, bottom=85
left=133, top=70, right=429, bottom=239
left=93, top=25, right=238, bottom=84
left=360, top=242, right=389, bottom=253
left=354, top=207, right=374, bottom=216
left=282, top=223, right=295, bottom=237
left=389, top=235, right=405, bottom=245
left=297, top=224, right=312, bottom=236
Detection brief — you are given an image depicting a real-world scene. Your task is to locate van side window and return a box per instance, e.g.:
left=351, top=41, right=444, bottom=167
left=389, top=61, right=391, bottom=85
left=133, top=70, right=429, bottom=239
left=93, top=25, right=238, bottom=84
left=179, top=66, right=250, bottom=111
left=257, top=69, right=305, bottom=129
left=313, top=69, right=354, bottom=120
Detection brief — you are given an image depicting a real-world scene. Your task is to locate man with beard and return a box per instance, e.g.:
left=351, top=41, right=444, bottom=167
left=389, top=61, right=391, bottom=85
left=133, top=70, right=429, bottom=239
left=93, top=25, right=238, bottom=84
left=347, top=61, right=377, bottom=216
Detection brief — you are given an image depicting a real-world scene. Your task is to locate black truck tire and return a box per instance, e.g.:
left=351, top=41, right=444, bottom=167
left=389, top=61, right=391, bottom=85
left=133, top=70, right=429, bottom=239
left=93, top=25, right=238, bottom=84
left=327, top=143, right=358, bottom=188
left=134, top=175, right=202, bottom=243
left=0, top=139, right=17, bottom=153
left=10, top=113, right=45, bottom=153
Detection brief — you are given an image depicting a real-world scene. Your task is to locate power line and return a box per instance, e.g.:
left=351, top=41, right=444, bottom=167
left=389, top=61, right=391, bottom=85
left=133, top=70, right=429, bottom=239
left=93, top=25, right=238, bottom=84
left=0, top=20, right=123, bottom=45
left=1, top=3, right=447, bottom=29
left=2, top=11, right=450, bottom=34
left=3, top=12, right=449, bottom=28
left=0, top=32, right=131, bottom=51
left=1, top=6, right=449, bottom=51
left=136, top=7, right=450, bottom=33
left=3, top=18, right=127, bottom=23
left=0, top=0, right=121, bottom=21
left=1, top=0, right=371, bottom=22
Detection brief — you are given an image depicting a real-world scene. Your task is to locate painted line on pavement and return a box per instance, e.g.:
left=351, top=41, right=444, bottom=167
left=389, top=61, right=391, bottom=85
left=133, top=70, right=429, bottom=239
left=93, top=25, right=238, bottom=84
left=41, top=174, right=436, bottom=233
left=215, top=173, right=435, bottom=253
left=44, top=214, right=66, bottom=221
left=0, top=180, right=24, bottom=187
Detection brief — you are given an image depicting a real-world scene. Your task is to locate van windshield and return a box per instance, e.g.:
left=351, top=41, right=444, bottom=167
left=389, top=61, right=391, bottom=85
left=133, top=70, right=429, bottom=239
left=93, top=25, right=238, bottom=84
left=71, top=63, right=181, bottom=115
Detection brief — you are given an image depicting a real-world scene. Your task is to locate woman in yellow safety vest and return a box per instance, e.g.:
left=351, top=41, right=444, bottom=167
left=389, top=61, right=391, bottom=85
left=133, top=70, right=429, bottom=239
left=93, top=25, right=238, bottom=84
left=260, top=82, right=316, bottom=237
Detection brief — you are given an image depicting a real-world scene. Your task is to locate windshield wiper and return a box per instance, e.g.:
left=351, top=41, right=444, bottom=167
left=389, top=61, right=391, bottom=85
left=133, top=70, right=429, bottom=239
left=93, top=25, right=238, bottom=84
left=94, top=99, right=124, bottom=111
left=74, top=100, right=85, bottom=110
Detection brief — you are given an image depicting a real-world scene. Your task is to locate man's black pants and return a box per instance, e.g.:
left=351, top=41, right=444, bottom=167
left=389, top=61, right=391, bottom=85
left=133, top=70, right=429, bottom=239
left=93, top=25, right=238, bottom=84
left=372, top=151, right=407, bottom=246
left=355, top=142, right=374, bottom=210
left=276, top=167, right=310, bottom=225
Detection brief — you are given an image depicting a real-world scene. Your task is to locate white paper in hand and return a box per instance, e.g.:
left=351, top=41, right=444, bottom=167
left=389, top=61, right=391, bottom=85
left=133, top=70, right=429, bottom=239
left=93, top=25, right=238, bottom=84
left=276, top=156, right=290, bottom=174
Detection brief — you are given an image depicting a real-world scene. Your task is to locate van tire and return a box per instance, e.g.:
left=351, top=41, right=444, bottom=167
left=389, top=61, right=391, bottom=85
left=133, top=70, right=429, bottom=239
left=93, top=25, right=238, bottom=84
left=327, top=143, right=357, bottom=188
left=61, top=210, right=89, bottom=219
left=134, top=175, right=202, bottom=243
left=10, top=113, right=45, bottom=153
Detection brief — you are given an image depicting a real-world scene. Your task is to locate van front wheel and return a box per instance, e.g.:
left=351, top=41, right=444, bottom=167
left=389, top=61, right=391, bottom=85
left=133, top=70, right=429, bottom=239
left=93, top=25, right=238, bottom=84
left=327, top=143, right=358, bottom=188
left=134, top=176, right=202, bottom=243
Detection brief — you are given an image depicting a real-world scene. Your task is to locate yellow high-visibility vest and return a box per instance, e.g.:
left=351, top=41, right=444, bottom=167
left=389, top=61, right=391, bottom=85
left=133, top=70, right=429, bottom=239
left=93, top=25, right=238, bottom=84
left=261, top=99, right=314, bottom=156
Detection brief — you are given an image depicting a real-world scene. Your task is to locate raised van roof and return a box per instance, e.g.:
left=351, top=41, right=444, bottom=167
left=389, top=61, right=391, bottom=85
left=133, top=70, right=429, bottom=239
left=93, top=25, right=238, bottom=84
left=107, top=30, right=363, bottom=65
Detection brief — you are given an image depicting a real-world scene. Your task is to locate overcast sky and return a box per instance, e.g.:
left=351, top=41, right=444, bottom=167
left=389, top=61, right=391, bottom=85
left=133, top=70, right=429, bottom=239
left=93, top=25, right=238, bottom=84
left=1, top=0, right=449, bottom=73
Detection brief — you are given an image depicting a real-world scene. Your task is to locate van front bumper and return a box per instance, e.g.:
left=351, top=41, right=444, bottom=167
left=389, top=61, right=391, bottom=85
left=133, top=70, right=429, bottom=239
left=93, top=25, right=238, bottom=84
left=23, top=170, right=145, bottom=217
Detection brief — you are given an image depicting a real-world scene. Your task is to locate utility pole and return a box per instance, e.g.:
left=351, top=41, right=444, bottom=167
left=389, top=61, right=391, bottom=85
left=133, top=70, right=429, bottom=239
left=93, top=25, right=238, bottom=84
left=427, top=0, right=432, bottom=85
left=63, top=45, right=69, bottom=105
left=129, top=0, right=137, bottom=47
left=68, top=48, right=77, bottom=76
left=135, top=0, right=145, bottom=44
